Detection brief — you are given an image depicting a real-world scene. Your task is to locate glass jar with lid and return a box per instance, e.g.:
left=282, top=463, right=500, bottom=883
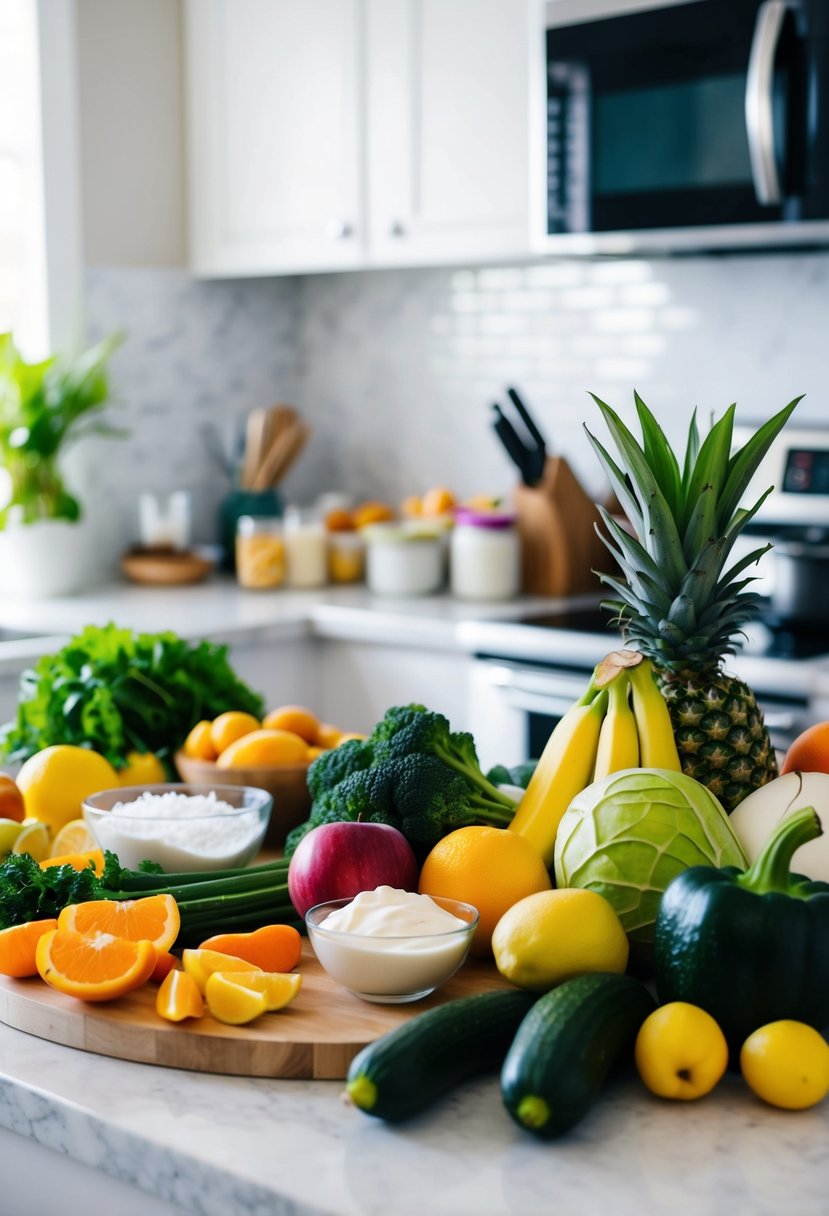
left=450, top=507, right=520, bottom=600
left=235, top=516, right=285, bottom=590
left=283, top=505, right=328, bottom=588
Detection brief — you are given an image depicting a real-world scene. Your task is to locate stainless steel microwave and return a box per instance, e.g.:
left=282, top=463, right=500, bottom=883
left=541, top=0, right=829, bottom=253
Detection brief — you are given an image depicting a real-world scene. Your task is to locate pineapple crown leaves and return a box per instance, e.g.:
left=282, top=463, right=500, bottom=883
left=586, top=391, right=803, bottom=669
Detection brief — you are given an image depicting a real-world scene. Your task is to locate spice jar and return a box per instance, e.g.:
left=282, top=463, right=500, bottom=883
left=450, top=507, right=519, bottom=600
left=328, top=531, right=365, bottom=583
left=284, top=506, right=328, bottom=588
left=235, top=516, right=285, bottom=590
left=364, top=524, right=444, bottom=596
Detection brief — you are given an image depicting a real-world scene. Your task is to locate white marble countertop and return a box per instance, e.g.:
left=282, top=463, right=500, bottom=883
left=0, top=1010, right=827, bottom=1216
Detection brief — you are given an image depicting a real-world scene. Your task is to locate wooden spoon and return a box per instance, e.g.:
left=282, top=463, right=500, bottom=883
left=251, top=420, right=312, bottom=490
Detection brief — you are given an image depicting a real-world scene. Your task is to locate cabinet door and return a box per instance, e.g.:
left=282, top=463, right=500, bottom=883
left=366, top=0, right=534, bottom=266
left=184, top=0, right=364, bottom=275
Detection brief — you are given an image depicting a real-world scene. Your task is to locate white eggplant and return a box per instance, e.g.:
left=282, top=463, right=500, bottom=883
left=729, top=771, right=829, bottom=882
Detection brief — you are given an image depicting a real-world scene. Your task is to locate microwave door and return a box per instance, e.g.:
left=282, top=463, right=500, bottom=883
left=545, top=0, right=815, bottom=236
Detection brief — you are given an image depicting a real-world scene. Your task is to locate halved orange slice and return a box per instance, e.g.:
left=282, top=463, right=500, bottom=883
left=0, top=918, right=58, bottom=977
left=57, top=894, right=180, bottom=954
left=36, top=929, right=156, bottom=1001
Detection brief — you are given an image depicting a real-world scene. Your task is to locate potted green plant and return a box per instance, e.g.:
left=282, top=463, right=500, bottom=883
left=0, top=331, right=123, bottom=598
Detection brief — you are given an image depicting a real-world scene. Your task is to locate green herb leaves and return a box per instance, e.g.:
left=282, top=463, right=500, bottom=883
left=0, top=624, right=265, bottom=769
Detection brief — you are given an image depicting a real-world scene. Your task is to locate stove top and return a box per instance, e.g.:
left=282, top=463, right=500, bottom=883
left=512, top=605, right=829, bottom=662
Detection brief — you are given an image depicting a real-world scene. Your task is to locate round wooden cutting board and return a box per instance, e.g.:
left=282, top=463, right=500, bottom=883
left=0, top=943, right=510, bottom=1079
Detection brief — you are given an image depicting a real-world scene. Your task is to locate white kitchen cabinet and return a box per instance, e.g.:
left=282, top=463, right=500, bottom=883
left=184, top=0, right=364, bottom=276
left=184, top=0, right=536, bottom=276
left=366, top=0, right=533, bottom=266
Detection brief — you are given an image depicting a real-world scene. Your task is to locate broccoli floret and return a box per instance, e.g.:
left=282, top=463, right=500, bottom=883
left=373, top=706, right=516, bottom=810
left=329, top=765, right=398, bottom=823
left=391, top=754, right=516, bottom=846
left=306, top=738, right=374, bottom=801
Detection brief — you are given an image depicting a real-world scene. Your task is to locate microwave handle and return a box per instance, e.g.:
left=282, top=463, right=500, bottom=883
left=745, top=0, right=794, bottom=206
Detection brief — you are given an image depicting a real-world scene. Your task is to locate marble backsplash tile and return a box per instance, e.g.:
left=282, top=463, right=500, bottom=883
left=81, top=252, right=829, bottom=566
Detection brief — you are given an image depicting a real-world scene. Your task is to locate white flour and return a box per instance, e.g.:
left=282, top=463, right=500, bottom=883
left=91, top=790, right=264, bottom=871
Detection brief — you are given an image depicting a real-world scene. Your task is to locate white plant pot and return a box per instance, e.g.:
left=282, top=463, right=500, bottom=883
left=0, top=518, right=100, bottom=600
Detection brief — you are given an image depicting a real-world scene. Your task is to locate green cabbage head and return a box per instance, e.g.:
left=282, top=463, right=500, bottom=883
left=554, top=769, right=748, bottom=965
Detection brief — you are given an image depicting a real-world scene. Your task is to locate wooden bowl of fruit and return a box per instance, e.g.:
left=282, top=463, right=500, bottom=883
left=174, top=706, right=360, bottom=849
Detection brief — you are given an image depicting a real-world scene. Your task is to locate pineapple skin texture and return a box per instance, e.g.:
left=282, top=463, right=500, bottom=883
left=657, top=669, right=778, bottom=812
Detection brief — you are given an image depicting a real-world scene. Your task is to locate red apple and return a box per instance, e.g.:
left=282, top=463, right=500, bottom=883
left=287, top=820, right=419, bottom=918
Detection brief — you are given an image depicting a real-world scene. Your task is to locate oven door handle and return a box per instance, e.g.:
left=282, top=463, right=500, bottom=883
left=745, top=0, right=794, bottom=206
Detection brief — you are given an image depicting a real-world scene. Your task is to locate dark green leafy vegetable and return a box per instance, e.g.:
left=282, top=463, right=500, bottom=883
left=0, top=623, right=264, bottom=769
left=486, top=760, right=538, bottom=790
left=285, top=704, right=518, bottom=857
left=0, top=851, right=298, bottom=945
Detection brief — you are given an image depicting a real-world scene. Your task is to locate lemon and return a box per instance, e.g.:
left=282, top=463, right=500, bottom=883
left=49, top=818, right=97, bottom=858
left=0, top=818, right=25, bottom=857
left=491, top=888, right=628, bottom=991
left=741, top=1021, right=829, bottom=1110
left=204, top=972, right=268, bottom=1025
left=635, top=1003, right=728, bottom=1100
left=215, top=970, right=302, bottom=1012
left=117, top=750, right=167, bottom=787
left=12, top=821, right=51, bottom=862
left=15, top=746, right=119, bottom=834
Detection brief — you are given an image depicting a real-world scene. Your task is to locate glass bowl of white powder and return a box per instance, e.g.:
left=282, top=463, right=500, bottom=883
left=82, top=783, right=272, bottom=872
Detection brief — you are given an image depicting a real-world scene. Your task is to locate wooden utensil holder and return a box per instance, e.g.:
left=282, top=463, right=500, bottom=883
left=514, top=456, right=610, bottom=597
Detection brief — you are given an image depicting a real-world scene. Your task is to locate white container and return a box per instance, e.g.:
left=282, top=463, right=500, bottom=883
left=364, top=524, right=444, bottom=596
left=0, top=517, right=101, bottom=599
left=138, top=491, right=192, bottom=550
left=283, top=506, right=328, bottom=588
left=450, top=507, right=520, bottom=600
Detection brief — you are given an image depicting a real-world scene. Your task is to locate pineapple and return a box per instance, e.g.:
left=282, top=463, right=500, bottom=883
left=586, top=391, right=801, bottom=812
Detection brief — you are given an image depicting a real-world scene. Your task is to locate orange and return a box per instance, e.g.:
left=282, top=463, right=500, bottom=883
left=421, top=486, right=456, bottom=516
left=156, top=968, right=204, bottom=1022
left=352, top=501, right=395, bottom=528
left=57, top=894, right=181, bottom=954
left=0, top=774, right=25, bottom=824
left=183, top=720, right=218, bottom=761
left=206, top=970, right=302, bottom=1016
left=782, top=721, right=829, bottom=775
left=262, top=705, right=320, bottom=744
left=210, top=711, right=261, bottom=755
left=198, top=924, right=302, bottom=972
left=400, top=495, right=423, bottom=518
left=217, top=728, right=308, bottom=768
left=36, top=929, right=156, bottom=1001
left=315, top=722, right=344, bottom=749
left=306, top=745, right=325, bottom=761
left=418, top=825, right=552, bottom=957
left=150, top=951, right=181, bottom=984
left=325, top=507, right=356, bottom=532
left=41, top=849, right=105, bottom=876
left=0, top=918, right=58, bottom=977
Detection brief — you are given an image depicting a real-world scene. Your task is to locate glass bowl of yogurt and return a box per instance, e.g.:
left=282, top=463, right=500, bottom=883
left=305, top=886, right=479, bottom=1003
left=83, top=783, right=272, bottom=872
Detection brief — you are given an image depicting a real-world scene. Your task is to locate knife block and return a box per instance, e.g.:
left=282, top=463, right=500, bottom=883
left=513, top=456, right=610, bottom=597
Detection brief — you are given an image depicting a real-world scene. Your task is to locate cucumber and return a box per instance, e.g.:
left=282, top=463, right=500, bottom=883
left=345, top=988, right=537, bottom=1122
left=501, top=972, right=655, bottom=1139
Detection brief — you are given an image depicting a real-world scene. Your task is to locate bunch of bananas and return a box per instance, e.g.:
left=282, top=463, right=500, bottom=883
left=508, top=650, right=681, bottom=865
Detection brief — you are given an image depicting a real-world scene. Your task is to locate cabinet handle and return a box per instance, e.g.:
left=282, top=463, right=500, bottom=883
left=389, top=220, right=407, bottom=238
left=327, top=220, right=354, bottom=240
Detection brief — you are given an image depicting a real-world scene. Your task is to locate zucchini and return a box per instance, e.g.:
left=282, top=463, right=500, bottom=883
left=345, top=988, right=537, bottom=1122
left=501, top=972, right=655, bottom=1139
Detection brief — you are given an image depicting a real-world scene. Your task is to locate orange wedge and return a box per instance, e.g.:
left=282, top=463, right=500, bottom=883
left=156, top=968, right=204, bottom=1022
left=57, top=894, right=180, bottom=954
left=0, top=918, right=58, bottom=977
left=41, top=849, right=105, bottom=876
left=182, top=947, right=263, bottom=994
left=36, top=929, right=156, bottom=1001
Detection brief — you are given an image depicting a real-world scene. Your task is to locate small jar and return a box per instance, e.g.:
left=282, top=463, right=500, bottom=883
left=364, top=524, right=444, bottom=597
left=328, top=531, right=365, bottom=584
left=284, top=506, right=328, bottom=589
left=450, top=507, right=520, bottom=601
left=138, top=491, right=192, bottom=551
left=235, top=516, right=285, bottom=590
